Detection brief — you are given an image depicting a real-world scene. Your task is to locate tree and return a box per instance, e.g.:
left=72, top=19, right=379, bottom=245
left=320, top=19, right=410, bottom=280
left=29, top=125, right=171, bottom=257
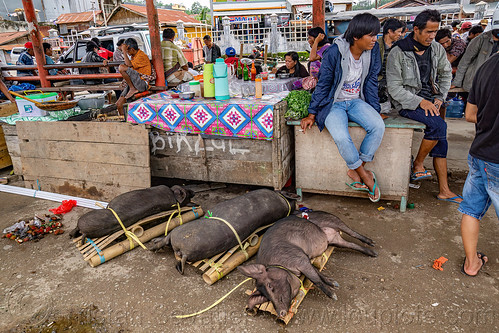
left=190, top=1, right=203, bottom=15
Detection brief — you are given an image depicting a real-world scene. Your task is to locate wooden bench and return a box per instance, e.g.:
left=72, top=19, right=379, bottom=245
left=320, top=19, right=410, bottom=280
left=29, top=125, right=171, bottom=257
left=287, top=113, right=425, bottom=212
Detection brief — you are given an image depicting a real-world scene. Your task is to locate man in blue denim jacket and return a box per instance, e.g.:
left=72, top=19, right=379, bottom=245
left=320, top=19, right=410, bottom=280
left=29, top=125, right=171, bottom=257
left=459, top=53, right=499, bottom=277
left=301, top=13, right=384, bottom=203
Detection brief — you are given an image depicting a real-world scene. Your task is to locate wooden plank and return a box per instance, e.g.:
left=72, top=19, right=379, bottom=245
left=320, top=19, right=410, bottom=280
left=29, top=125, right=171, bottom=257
left=0, top=151, right=12, bottom=169
left=151, top=155, right=208, bottom=180
left=22, top=158, right=150, bottom=188
left=1, top=124, right=17, bottom=137
left=10, top=156, right=22, bottom=175
left=207, top=159, right=274, bottom=186
left=295, top=126, right=413, bottom=199
left=287, top=113, right=426, bottom=129
left=23, top=176, right=147, bottom=201
left=0, top=102, right=18, bottom=117
left=149, top=130, right=273, bottom=162
left=4, top=136, right=20, bottom=157
left=16, top=122, right=149, bottom=145
left=19, top=140, right=149, bottom=167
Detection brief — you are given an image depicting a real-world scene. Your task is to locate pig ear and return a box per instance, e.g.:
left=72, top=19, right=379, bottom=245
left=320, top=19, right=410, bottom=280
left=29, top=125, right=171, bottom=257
left=238, top=264, right=267, bottom=279
left=172, top=185, right=194, bottom=206
left=276, top=191, right=301, bottom=201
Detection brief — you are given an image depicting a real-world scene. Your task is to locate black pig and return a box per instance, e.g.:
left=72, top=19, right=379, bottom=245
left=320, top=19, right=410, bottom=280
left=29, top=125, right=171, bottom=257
left=239, top=211, right=377, bottom=319
left=149, top=189, right=300, bottom=274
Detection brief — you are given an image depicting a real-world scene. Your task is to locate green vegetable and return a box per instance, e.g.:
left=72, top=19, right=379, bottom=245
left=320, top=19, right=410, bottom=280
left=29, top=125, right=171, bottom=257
left=283, top=90, right=312, bottom=120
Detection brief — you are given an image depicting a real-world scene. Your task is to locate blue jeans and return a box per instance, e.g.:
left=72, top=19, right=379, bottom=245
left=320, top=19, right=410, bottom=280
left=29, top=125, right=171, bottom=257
left=324, top=99, right=385, bottom=169
left=399, top=107, right=448, bottom=158
left=458, top=154, right=499, bottom=220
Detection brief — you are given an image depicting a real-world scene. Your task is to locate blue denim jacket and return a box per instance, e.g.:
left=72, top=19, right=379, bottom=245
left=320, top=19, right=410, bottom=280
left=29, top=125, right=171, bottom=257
left=308, top=36, right=381, bottom=131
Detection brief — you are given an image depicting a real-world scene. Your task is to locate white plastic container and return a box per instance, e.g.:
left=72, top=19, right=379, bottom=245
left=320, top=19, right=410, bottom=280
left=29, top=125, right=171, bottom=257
left=189, top=81, right=201, bottom=97
left=15, top=92, right=58, bottom=117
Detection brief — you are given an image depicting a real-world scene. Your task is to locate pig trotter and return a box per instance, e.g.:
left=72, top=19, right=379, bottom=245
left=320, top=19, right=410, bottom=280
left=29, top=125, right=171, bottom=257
left=148, top=235, right=171, bottom=252
left=176, top=254, right=188, bottom=274
left=318, top=270, right=340, bottom=288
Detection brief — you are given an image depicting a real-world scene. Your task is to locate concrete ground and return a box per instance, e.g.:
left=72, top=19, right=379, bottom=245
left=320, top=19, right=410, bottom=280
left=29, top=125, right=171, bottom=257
left=0, top=117, right=497, bottom=333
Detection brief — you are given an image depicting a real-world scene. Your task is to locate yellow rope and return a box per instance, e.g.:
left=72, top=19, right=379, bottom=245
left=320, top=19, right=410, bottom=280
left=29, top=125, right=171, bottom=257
left=165, top=203, right=183, bottom=236
left=175, top=278, right=253, bottom=319
left=207, top=217, right=248, bottom=259
left=96, top=203, right=147, bottom=250
left=277, top=193, right=292, bottom=217
left=267, top=265, right=306, bottom=293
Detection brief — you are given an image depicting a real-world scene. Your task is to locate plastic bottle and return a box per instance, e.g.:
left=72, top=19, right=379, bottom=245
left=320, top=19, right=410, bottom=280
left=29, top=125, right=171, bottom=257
left=243, top=64, right=249, bottom=81
left=255, top=77, right=262, bottom=98
left=237, top=61, right=243, bottom=80
left=213, top=58, right=230, bottom=101
left=250, top=62, right=256, bottom=81
left=189, top=81, right=201, bottom=97
left=203, top=63, right=215, bottom=98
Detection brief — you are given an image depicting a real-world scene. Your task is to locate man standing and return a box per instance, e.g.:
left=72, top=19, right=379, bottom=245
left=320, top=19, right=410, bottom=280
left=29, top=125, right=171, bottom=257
left=377, top=18, right=405, bottom=106
left=435, top=28, right=467, bottom=69
left=302, top=13, right=384, bottom=203
left=459, top=53, right=499, bottom=277
left=116, top=38, right=153, bottom=116
left=466, top=25, right=484, bottom=44
left=161, top=28, right=192, bottom=87
left=17, top=42, right=35, bottom=77
left=387, top=9, right=461, bottom=203
left=452, top=7, right=499, bottom=92
left=203, top=35, right=221, bottom=63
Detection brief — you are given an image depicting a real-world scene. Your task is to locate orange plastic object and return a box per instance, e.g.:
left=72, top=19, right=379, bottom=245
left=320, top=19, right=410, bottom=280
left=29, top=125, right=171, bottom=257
left=432, top=256, right=449, bottom=271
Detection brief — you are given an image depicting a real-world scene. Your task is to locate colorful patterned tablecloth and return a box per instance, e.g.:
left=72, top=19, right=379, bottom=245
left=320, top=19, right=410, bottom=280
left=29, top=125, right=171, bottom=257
left=127, top=92, right=288, bottom=140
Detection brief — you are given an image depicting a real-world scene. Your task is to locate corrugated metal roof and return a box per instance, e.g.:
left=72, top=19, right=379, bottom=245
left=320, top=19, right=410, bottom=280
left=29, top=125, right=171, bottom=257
left=56, top=11, right=103, bottom=24
left=0, top=31, right=29, bottom=46
left=122, top=4, right=201, bottom=24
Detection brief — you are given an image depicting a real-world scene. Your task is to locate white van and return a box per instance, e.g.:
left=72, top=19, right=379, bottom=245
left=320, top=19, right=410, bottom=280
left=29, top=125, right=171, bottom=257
left=10, top=47, right=25, bottom=65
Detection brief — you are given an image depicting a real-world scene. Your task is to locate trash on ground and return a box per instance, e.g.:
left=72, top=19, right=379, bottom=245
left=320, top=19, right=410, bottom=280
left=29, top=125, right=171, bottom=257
left=432, top=256, right=449, bottom=271
left=49, top=199, right=77, bottom=214
left=2, top=215, right=64, bottom=243
left=409, top=183, right=421, bottom=189
left=377, top=206, right=385, bottom=211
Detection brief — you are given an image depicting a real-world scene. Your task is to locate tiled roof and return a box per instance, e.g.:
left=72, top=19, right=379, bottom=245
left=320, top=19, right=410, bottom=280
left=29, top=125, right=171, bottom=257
left=0, top=31, right=29, bottom=46
left=56, top=11, right=103, bottom=24
left=122, top=4, right=201, bottom=24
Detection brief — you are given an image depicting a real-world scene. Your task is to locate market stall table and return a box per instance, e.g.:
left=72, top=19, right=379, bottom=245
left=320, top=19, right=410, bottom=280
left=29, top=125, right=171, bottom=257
left=288, top=114, right=425, bottom=212
left=127, top=91, right=293, bottom=189
left=179, top=78, right=297, bottom=95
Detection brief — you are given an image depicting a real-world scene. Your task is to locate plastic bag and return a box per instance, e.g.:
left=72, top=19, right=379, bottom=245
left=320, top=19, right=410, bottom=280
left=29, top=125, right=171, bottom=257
left=49, top=200, right=77, bottom=214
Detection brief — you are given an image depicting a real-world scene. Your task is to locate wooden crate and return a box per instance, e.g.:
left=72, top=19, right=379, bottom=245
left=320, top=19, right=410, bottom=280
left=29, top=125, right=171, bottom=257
left=289, top=115, right=425, bottom=212
left=16, top=121, right=151, bottom=201
left=149, top=101, right=294, bottom=190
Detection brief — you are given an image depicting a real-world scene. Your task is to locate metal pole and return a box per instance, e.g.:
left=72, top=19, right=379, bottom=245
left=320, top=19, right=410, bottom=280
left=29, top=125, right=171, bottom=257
left=145, top=0, right=165, bottom=87
left=312, top=0, right=325, bottom=30
left=22, top=0, right=49, bottom=87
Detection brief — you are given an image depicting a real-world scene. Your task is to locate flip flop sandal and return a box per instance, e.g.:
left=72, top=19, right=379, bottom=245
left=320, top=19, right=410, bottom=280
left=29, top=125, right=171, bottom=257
left=346, top=181, right=369, bottom=192
left=411, top=170, right=432, bottom=181
left=460, top=251, right=487, bottom=277
left=436, top=195, right=463, bottom=204
left=368, top=171, right=381, bottom=203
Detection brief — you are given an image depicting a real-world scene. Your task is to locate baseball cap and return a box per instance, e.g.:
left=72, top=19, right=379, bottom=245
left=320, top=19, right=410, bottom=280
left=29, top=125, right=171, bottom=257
left=24, top=42, right=33, bottom=49
left=461, top=22, right=472, bottom=30
left=225, top=47, right=236, bottom=57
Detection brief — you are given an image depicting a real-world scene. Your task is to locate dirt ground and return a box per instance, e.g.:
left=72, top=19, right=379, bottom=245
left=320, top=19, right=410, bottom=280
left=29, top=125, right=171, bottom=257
left=0, top=118, right=497, bottom=333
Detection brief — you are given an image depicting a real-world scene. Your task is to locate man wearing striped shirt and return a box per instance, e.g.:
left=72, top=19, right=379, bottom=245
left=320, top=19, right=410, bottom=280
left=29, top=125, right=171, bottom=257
left=161, top=28, right=193, bottom=87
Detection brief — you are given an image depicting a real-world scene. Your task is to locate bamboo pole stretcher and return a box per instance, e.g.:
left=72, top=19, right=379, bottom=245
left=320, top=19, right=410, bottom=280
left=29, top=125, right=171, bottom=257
left=191, top=223, right=275, bottom=285
left=73, top=206, right=195, bottom=257
left=85, top=207, right=204, bottom=267
left=248, top=245, right=336, bottom=325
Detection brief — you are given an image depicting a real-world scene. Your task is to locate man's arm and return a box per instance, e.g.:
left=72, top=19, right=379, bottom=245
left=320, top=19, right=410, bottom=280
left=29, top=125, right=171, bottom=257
left=465, top=102, right=478, bottom=123
left=121, top=44, right=132, bottom=67
left=452, top=35, right=482, bottom=87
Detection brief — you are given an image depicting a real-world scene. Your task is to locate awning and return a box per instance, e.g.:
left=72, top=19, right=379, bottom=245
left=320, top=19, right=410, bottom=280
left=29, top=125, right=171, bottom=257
left=295, top=4, right=313, bottom=13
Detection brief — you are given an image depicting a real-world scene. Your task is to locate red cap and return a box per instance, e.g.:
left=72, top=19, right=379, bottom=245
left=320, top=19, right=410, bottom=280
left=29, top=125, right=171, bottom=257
left=461, top=22, right=472, bottom=29
left=24, top=42, right=33, bottom=49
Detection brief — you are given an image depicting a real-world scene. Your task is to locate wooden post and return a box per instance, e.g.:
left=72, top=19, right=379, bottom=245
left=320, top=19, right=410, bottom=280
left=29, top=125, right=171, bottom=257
left=312, top=0, right=325, bottom=30
left=22, top=0, right=50, bottom=88
left=145, top=0, right=166, bottom=87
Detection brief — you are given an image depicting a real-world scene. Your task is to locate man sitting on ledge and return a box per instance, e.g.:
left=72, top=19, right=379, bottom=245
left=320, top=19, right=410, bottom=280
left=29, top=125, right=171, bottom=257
left=116, top=38, right=155, bottom=116
left=386, top=9, right=462, bottom=203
